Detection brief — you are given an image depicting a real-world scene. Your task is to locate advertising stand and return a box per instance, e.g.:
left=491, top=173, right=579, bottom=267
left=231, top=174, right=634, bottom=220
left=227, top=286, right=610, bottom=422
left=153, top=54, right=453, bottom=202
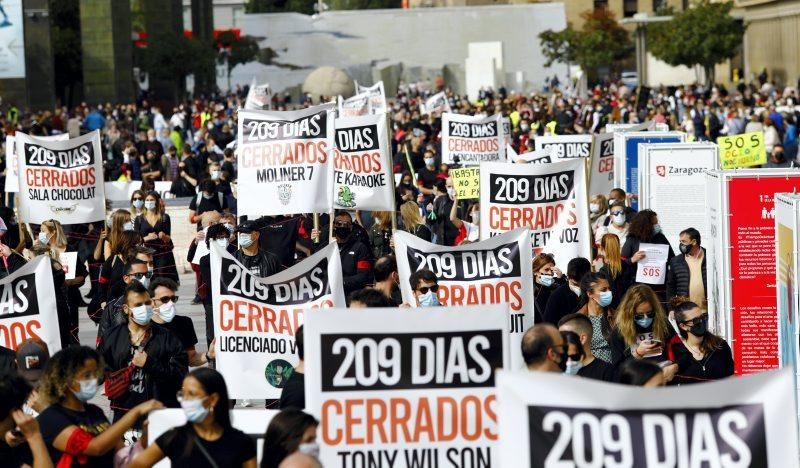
left=706, top=169, right=800, bottom=376
left=614, top=131, right=685, bottom=210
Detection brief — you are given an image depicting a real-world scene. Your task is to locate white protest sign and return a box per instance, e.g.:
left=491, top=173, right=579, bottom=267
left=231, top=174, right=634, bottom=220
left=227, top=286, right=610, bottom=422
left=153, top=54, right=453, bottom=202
left=337, top=93, right=372, bottom=117
left=510, top=148, right=553, bottom=164
left=103, top=181, right=142, bottom=202
left=420, top=91, right=451, bottom=115
left=211, top=242, right=345, bottom=399
left=0, top=256, right=60, bottom=353
left=480, top=159, right=591, bottom=272
left=355, top=80, right=387, bottom=114
left=17, top=130, right=105, bottom=224
left=244, top=77, right=272, bottom=110
left=635, top=242, right=669, bottom=284
left=305, top=305, right=510, bottom=468
left=148, top=409, right=277, bottom=467
left=237, top=104, right=335, bottom=217
left=442, top=113, right=505, bottom=165
left=589, top=132, right=615, bottom=197
left=60, top=251, right=78, bottom=280
left=332, top=114, right=394, bottom=211
left=394, top=228, right=532, bottom=369
left=534, top=135, right=592, bottom=160
left=497, top=369, right=800, bottom=468
left=153, top=181, right=174, bottom=200
left=5, top=133, right=69, bottom=192
left=501, top=117, right=512, bottom=146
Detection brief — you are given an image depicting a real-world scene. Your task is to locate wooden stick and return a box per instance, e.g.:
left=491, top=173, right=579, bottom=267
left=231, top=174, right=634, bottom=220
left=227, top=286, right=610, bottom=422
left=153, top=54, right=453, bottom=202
left=313, top=213, right=320, bottom=244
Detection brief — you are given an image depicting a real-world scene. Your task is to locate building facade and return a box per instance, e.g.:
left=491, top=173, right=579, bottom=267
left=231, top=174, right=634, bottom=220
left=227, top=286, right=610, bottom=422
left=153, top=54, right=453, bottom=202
left=736, top=0, right=800, bottom=87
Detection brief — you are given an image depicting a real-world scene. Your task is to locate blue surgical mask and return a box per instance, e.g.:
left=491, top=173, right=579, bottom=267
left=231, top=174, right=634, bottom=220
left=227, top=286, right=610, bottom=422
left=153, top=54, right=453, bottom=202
left=238, top=233, right=254, bottom=248
left=298, top=442, right=320, bottom=458
left=37, top=232, right=50, bottom=245
left=612, top=213, right=626, bottom=226
left=596, top=290, right=613, bottom=308
left=419, top=291, right=440, bottom=307
left=564, top=359, right=583, bottom=376
left=537, top=274, right=554, bottom=287
left=214, top=238, right=229, bottom=250
left=130, top=304, right=153, bottom=325
left=144, top=201, right=156, bottom=210
left=653, top=224, right=662, bottom=235
left=181, top=397, right=210, bottom=423
left=123, top=221, right=135, bottom=231
left=132, top=200, right=144, bottom=209
left=635, top=316, right=654, bottom=329
left=72, top=379, right=99, bottom=402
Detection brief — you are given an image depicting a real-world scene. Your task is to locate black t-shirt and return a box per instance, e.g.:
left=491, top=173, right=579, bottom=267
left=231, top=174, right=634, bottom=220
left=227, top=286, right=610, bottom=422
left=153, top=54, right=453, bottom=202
left=189, top=193, right=227, bottom=217
left=257, top=216, right=300, bottom=268
left=577, top=357, right=617, bottom=382
left=157, top=316, right=198, bottom=350
left=279, top=371, right=305, bottom=409
left=156, top=424, right=256, bottom=465
left=417, top=167, right=439, bottom=190
left=38, top=404, right=113, bottom=468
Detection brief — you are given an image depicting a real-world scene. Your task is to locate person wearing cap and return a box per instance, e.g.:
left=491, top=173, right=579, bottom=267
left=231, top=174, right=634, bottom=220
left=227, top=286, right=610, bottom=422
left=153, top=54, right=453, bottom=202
left=234, top=220, right=280, bottom=278
left=15, top=339, right=49, bottom=417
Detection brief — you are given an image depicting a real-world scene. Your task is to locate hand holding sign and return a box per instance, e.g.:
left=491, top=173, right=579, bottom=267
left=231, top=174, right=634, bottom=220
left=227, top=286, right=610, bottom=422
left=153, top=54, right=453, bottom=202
left=635, top=243, right=669, bottom=284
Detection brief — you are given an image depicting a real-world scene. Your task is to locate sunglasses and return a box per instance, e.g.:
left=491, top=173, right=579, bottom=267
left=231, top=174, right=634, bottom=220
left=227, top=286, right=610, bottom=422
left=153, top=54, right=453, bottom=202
left=333, top=221, right=352, bottom=228
left=568, top=353, right=582, bottom=361
left=634, top=311, right=656, bottom=321
left=681, top=313, right=709, bottom=325
left=132, top=197, right=143, bottom=201
left=130, top=271, right=153, bottom=280
left=417, top=284, right=439, bottom=294
left=156, top=295, right=179, bottom=304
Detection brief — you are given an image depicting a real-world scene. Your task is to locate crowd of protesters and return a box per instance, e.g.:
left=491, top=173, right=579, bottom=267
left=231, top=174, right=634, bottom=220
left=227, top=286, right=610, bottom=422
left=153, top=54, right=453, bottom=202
left=0, top=72, right=793, bottom=465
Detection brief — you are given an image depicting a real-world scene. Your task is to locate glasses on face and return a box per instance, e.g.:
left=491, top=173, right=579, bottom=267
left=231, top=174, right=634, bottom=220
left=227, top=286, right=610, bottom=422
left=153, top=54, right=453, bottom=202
left=156, top=295, right=179, bottom=304
left=130, top=271, right=153, bottom=280
left=132, top=197, right=143, bottom=201
left=681, top=313, right=709, bottom=326
left=567, top=353, right=582, bottom=361
left=417, top=284, right=439, bottom=294
left=634, top=311, right=656, bottom=321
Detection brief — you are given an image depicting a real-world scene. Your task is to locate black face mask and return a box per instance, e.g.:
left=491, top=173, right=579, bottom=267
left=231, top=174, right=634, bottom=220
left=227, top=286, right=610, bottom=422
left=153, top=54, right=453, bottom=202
left=690, top=317, right=708, bottom=337
left=554, top=347, right=568, bottom=372
left=334, top=226, right=352, bottom=239
left=679, top=243, right=693, bottom=255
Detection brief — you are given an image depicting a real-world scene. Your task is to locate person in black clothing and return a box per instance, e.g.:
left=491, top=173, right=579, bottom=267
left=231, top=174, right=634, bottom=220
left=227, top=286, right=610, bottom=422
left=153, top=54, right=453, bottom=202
left=532, top=253, right=564, bottom=324
left=416, top=150, right=440, bottom=198
left=96, top=260, right=152, bottom=345
left=666, top=298, right=734, bottom=384
left=256, top=215, right=301, bottom=268
left=279, top=325, right=306, bottom=410
left=234, top=220, right=280, bottom=277
left=558, top=313, right=616, bottom=382
left=189, top=179, right=228, bottom=228
left=622, top=209, right=675, bottom=300
left=170, top=154, right=199, bottom=198
left=428, top=179, right=460, bottom=246
left=350, top=288, right=397, bottom=308
left=544, top=257, right=590, bottom=325
left=0, top=373, right=51, bottom=467
left=37, top=346, right=162, bottom=467
left=373, top=255, right=402, bottom=305
left=98, top=282, right=188, bottom=425
left=260, top=408, right=319, bottom=468
left=130, top=368, right=256, bottom=467
left=200, top=224, right=237, bottom=346
left=666, top=227, right=707, bottom=303
left=312, top=212, right=373, bottom=296
left=150, top=277, right=212, bottom=367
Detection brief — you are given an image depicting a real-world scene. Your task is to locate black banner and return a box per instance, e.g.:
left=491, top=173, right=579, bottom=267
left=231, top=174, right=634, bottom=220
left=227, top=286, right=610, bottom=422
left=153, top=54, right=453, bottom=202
left=23, top=141, right=95, bottom=169
left=335, top=124, right=380, bottom=152
left=0, top=273, right=39, bottom=319
left=404, top=242, right=521, bottom=281
left=241, top=111, right=328, bottom=144
left=488, top=171, right=575, bottom=205
left=219, top=257, right=330, bottom=305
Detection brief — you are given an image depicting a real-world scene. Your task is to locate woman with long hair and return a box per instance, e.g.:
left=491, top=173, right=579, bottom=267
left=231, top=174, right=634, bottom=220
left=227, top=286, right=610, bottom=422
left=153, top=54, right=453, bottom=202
left=103, top=209, right=134, bottom=260
left=400, top=200, right=432, bottom=242
left=134, top=191, right=179, bottom=282
left=131, top=368, right=256, bottom=467
left=609, top=284, right=676, bottom=369
left=368, top=210, right=395, bottom=259
left=129, top=190, right=146, bottom=218
left=260, top=409, right=319, bottom=468
left=88, top=229, right=143, bottom=322
left=598, top=233, right=636, bottom=308
left=575, top=272, right=616, bottom=364
left=589, top=194, right=609, bottom=238
left=532, top=253, right=563, bottom=324
left=621, top=209, right=674, bottom=299
left=37, top=346, right=162, bottom=467
left=666, top=297, right=734, bottom=384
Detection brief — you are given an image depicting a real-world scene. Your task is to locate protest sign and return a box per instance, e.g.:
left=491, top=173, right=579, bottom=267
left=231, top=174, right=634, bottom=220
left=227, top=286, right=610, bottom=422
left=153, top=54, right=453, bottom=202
left=614, top=131, right=686, bottom=210
left=104, top=181, right=142, bottom=202
left=534, top=135, right=592, bottom=160
left=450, top=167, right=480, bottom=200
left=588, top=132, right=614, bottom=197
left=244, top=77, right=272, bottom=110
left=497, top=368, right=799, bottom=468
left=706, top=168, right=800, bottom=375
left=638, top=142, right=719, bottom=251
left=635, top=243, right=669, bottom=284
left=148, top=409, right=277, bottom=467
left=337, top=93, right=371, bottom=117
left=332, top=114, right=394, bottom=211
left=718, top=131, right=767, bottom=169
left=394, top=229, right=532, bottom=369
left=0, top=256, right=60, bottom=353
left=419, top=91, right=450, bottom=115
left=5, top=133, right=69, bottom=192
left=237, top=104, right=335, bottom=217
left=305, top=305, right=510, bottom=468
left=211, top=242, right=345, bottom=399
left=605, top=121, right=669, bottom=133
left=153, top=181, right=174, bottom=199
left=60, top=251, right=78, bottom=280
left=501, top=117, right=512, bottom=146
left=509, top=148, right=553, bottom=164
left=442, top=113, right=504, bottom=165
left=775, top=193, right=800, bottom=428
left=480, top=160, right=591, bottom=272
left=17, top=130, right=105, bottom=224
left=355, top=81, right=387, bottom=114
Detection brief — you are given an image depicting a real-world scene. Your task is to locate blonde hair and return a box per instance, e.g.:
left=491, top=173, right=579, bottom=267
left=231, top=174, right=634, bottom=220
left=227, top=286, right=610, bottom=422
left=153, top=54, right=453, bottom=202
left=532, top=253, right=555, bottom=273
left=601, top=233, right=622, bottom=279
left=615, top=284, right=670, bottom=347
left=591, top=194, right=609, bottom=213
left=109, top=209, right=132, bottom=255
left=373, top=211, right=393, bottom=231
left=40, top=219, right=67, bottom=262
left=400, top=202, right=424, bottom=232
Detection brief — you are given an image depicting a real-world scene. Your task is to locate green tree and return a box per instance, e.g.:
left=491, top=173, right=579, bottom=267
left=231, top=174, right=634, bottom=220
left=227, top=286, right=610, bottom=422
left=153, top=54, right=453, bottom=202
left=142, top=34, right=216, bottom=99
left=539, top=8, right=633, bottom=81
left=215, top=31, right=260, bottom=89
left=648, top=1, right=744, bottom=86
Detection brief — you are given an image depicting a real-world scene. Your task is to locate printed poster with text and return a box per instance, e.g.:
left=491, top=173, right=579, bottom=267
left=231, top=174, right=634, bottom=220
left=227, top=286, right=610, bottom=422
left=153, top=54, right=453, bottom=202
left=479, top=160, right=591, bottom=272
left=305, top=305, right=509, bottom=468
left=589, top=132, right=614, bottom=198
left=0, top=257, right=60, bottom=354
left=5, top=133, right=69, bottom=192
left=729, top=175, right=800, bottom=374
left=237, top=104, right=335, bottom=217
left=442, top=113, right=505, bottom=165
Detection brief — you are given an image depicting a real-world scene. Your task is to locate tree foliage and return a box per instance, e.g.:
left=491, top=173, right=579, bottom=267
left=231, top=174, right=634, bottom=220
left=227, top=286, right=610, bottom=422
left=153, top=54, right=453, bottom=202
left=648, top=1, right=744, bottom=85
left=215, top=31, right=260, bottom=72
left=142, top=34, right=216, bottom=85
left=539, top=8, right=633, bottom=77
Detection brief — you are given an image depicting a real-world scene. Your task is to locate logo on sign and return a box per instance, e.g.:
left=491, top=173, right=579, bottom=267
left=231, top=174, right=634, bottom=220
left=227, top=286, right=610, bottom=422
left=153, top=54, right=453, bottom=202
left=265, top=359, right=294, bottom=388
left=337, top=186, right=356, bottom=207
left=656, top=165, right=666, bottom=177
left=278, top=184, right=292, bottom=205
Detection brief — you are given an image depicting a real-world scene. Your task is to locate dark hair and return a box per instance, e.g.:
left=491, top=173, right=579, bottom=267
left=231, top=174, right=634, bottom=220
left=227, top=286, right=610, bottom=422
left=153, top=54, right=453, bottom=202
left=610, top=188, right=626, bottom=199
left=124, top=280, right=149, bottom=304
left=295, top=325, right=304, bottom=360
left=576, top=272, right=612, bottom=340
left=349, top=288, right=396, bottom=307
left=409, top=268, right=438, bottom=291
left=617, top=359, right=662, bottom=386
left=188, top=368, right=231, bottom=427
left=200, top=179, right=216, bottom=194
left=672, top=299, right=722, bottom=353
left=260, top=409, right=319, bottom=468
left=124, top=259, right=148, bottom=275
left=627, top=209, right=658, bottom=240
left=149, top=277, right=178, bottom=296
left=566, top=257, right=591, bottom=281
left=521, top=324, right=556, bottom=366
left=39, top=346, right=102, bottom=405
left=560, top=330, right=585, bottom=361
left=434, top=179, right=447, bottom=194
left=0, top=373, right=31, bottom=420
left=373, top=255, right=397, bottom=283
left=558, top=313, right=593, bottom=338
left=680, top=227, right=701, bottom=246
left=206, top=223, right=230, bottom=248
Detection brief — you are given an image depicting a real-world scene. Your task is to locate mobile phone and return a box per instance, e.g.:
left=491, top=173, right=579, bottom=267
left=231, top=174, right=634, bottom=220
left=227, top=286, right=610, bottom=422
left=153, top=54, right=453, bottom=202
left=648, top=339, right=663, bottom=347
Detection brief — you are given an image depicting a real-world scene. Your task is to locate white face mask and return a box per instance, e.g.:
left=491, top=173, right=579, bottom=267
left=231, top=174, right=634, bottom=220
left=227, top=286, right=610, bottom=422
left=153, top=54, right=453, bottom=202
left=158, top=301, right=176, bottom=322
left=569, top=283, right=581, bottom=297
left=589, top=203, right=600, bottom=214
left=424, top=157, right=435, bottom=167
left=123, top=221, right=135, bottom=231
left=446, top=188, right=455, bottom=198
left=132, top=199, right=144, bottom=209
left=211, top=170, right=220, bottom=180
left=612, top=213, right=626, bottom=226
left=298, top=442, right=320, bottom=459
left=470, top=212, right=480, bottom=223
left=214, top=238, right=229, bottom=250
left=564, top=359, right=583, bottom=376
left=144, top=201, right=156, bottom=210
